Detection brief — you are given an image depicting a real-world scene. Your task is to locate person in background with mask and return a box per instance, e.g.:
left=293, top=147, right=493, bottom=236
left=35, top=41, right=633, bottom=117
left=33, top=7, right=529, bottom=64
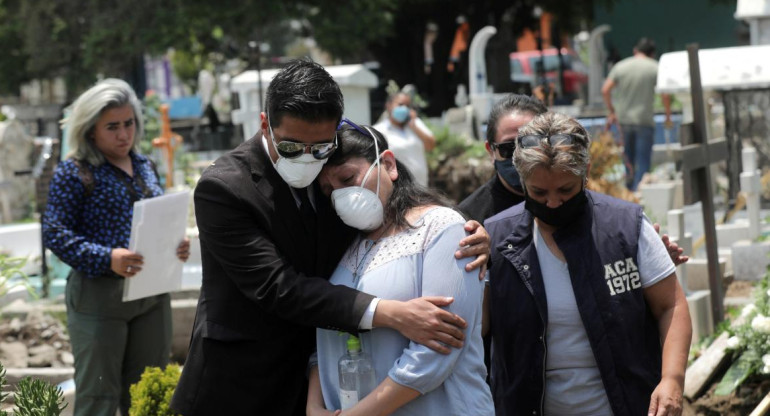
left=458, top=94, right=686, bottom=386
left=458, top=94, right=547, bottom=223
left=307, top=121, right=494, bottom=416
left=171, top=59, right=491, bottom=416
left=485, top=112, right=691, bottom=416
left=374, top=91, right=436, bottom=186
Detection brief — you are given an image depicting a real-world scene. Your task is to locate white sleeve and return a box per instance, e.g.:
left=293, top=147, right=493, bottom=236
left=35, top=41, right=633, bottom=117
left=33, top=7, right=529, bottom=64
left=414, top=117, right=432, bottom=135
left=357, top=298, right=380, bottom=330
left=637, top=215, right=676, bottom=288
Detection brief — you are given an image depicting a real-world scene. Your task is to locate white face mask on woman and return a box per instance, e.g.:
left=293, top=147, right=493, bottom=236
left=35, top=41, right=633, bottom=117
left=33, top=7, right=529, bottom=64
left=331, top=126, right=385, bottom=231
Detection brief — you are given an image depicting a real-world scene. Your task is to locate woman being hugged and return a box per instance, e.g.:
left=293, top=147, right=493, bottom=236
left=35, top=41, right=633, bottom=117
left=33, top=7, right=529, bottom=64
left=42, top=79, right=189, bottom=416
left=485, top=112, right=691, bottom=416
left=306, top=121, right=494, bottom=416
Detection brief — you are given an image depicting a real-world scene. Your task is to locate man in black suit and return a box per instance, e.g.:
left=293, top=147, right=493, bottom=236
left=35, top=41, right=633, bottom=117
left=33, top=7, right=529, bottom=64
left=171, top=60, right=488, bottom=415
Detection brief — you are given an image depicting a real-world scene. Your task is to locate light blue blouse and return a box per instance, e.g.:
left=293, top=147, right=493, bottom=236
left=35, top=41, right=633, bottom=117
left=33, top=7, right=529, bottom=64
left=315, top=207, right=494, bottom=415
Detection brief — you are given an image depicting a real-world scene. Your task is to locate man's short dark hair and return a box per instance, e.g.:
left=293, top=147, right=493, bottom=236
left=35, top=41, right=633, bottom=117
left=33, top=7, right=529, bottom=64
left=265, top=59, right=344, bottom=128
left=486, top=94, right=548, bottom=145
left=634, top=37, right=656, bottom=57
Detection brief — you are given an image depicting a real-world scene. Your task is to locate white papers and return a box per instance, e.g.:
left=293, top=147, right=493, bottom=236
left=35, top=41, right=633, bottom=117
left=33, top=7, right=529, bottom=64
left=123, top=191, right=190, bottom=302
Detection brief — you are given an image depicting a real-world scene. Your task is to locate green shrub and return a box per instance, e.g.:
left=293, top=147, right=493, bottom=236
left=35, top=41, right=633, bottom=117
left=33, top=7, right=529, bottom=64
left=129, top=364, right=181, bottom=416
left=0, top=362, right=8, bottom=416
left=0, top=254, right=36, bottom=306
left=14, top=377, right=66, bottom=416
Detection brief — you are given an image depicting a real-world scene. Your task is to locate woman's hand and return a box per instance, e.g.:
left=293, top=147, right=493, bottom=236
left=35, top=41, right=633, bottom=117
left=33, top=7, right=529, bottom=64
left=307, top=404, right=340, bottom=416
left=307, top=366, right=341, bottom=416
left=176, top=238, right=191, bottom=262
left=653, top=223, right=689, bottom=266
left=111, top=248, right=143, bottom=278
left=647, top=376, right=683, bottom=416
left=456, top=220, right=490, bottom=280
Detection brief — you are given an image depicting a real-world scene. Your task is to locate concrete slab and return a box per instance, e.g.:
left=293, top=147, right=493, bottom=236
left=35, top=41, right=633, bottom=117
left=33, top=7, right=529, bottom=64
left=684, top=332, right=731, bottom=400
left=716, top=221, right=750, bottom=249
left=687, top=290, right=714, bottom=343
left=685, top=257, right=727, bottom=292
left=731, top=240, right=770, bottom=281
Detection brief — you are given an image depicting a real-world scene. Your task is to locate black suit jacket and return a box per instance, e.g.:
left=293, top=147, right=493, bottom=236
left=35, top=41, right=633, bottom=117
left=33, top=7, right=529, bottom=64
left=171, top=137, right=373, bottom=416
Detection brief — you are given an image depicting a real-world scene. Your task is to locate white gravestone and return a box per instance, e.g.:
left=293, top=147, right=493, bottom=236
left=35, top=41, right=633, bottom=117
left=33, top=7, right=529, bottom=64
left=0, top=120, right=34, bottom=223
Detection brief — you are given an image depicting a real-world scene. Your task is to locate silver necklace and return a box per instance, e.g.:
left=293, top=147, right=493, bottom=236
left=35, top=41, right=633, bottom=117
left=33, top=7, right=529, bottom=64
left=352, top=238, right=377, bottom=284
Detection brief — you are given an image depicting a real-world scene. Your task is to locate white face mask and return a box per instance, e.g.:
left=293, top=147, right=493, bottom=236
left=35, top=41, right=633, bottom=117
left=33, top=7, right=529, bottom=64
left=268, top=115, right=328, bottom=188
left=331, top=127, right=385, bottom=231
left=274, top=153, right=327, bottom=188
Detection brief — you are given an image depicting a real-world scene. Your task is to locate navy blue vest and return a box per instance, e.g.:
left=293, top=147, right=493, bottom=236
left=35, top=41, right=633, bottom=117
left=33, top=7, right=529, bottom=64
left=485, top=191, right=662, bottom=416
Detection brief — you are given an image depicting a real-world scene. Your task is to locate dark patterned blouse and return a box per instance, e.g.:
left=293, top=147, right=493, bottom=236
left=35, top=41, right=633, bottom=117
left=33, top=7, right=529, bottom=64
left=42, top=152, right=163, bottom=278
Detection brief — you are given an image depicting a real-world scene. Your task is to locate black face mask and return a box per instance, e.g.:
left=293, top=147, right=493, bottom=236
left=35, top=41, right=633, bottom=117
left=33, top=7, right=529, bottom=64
left=494, top=159, right=522, bottom=190
left=524, top=188, right=588, bottom=228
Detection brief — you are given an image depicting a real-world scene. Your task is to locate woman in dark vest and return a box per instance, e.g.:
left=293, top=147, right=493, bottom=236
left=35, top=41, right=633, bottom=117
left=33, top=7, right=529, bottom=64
left=484, top=112, right=691, bottom=416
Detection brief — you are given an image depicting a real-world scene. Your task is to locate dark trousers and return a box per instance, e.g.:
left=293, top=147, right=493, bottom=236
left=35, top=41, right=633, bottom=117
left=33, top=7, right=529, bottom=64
left=66, top=271, right=172, bottom=416
left=621, top=124, right=655, bottom=191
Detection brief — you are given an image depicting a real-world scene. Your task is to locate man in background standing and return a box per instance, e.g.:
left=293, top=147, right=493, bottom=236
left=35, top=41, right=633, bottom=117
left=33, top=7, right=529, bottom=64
left=602, top=37, right=671, bottom=191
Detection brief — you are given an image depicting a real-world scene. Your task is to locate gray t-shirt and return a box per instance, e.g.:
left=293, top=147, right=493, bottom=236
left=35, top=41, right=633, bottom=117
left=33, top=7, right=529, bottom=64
left=534, top=216, right=675, bottom=415
left=607, top=56, right=659, bottom=127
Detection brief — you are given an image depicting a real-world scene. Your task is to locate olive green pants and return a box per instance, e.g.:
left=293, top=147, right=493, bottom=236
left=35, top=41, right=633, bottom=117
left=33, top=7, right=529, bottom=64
left=66, top=271, right=172, bottom=416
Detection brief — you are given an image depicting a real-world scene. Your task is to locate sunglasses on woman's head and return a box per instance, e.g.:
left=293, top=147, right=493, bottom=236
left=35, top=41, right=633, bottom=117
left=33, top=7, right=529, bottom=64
left=489, top=141, right=516, bottom=159
left=517, top=133, right=581, bottom=149
left=337, top=118, right=373, bottom=138
left=268, top=115, right=338, bottom=160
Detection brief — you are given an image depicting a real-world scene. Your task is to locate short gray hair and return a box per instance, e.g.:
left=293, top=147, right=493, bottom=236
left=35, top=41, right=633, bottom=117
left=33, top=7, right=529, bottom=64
left=513, top=112, right=591, bottom=184
left=63, top=78, right=144, bottom=166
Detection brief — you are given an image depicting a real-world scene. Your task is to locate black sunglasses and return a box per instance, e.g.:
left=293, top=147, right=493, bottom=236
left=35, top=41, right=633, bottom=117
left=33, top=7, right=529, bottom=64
left=490, top=141, right=516, bottom=159
left=517, top=133, right=581, bottom=149
left=268, top=115, right=337, bottom=160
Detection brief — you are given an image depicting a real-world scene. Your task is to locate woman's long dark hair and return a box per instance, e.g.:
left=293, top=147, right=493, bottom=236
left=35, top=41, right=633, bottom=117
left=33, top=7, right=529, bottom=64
left=327, top=125, right=450, bottom=229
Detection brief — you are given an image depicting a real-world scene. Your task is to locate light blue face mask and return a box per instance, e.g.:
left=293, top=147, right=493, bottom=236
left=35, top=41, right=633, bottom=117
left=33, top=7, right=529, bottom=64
left=391, top=105, right=410, bottom=123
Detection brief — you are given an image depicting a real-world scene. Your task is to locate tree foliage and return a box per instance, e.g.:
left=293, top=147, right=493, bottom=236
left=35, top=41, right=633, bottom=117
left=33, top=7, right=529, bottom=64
left=0, top=0, right=603, bottom=99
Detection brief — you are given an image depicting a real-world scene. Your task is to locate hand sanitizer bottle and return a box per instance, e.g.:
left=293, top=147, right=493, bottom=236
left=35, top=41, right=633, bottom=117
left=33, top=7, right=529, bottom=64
left=338, top=335, right=376, bottom=409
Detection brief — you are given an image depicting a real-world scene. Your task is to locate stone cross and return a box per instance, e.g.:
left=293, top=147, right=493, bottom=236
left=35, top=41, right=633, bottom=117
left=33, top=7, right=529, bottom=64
left=741, top=146, right=761, bottom=240
left=152, top=104, right=183, bottom=188
left=676, top=44, right=727, bottom=326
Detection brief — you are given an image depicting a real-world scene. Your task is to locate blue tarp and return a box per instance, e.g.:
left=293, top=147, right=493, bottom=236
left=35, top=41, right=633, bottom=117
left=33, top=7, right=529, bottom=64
left=167, top=97, right=203, bottom=119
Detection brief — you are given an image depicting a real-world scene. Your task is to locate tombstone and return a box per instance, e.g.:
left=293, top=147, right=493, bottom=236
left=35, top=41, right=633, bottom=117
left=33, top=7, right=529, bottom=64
left=735, top=0, right=770, bottom=45
left=658, top=44, right=770, bottom=202
left=0, top=120, right=34, bottom=223
left=639, top=181, right=682, bottom=226
left=730, top=146, right=770, bottom=280
left=740, top=147, right=762, bottom=240
left=587, top=25, right=611, bottom=108
left=669, top=209, right=716, bottom=342
left=230, top=64, right=378, bottom=141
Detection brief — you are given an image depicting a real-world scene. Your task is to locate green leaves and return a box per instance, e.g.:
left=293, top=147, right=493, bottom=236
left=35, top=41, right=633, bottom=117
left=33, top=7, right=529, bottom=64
left=129, top=364, right=182, bottom=416
left=714, top=351, right=759, bottom=396
left=722, top=262, right=770, bottom=391
left=0, top=254, right=37, bottom=303
left=13, top=377, right=67, bottom=416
